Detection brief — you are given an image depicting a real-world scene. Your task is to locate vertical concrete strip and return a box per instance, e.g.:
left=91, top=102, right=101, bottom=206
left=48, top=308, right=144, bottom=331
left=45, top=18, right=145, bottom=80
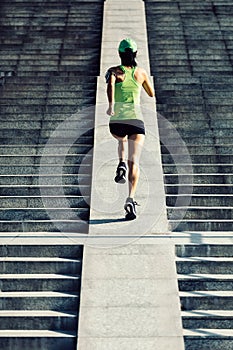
left=89, top=0, right=168, bottom=235
left=77, top=244, right=184, bottom=349
left=77, top=1, right=184, bottom=349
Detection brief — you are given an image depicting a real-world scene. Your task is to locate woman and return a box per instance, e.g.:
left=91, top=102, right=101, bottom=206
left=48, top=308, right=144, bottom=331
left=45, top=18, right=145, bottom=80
left=106, top=38, right=154, bottom=220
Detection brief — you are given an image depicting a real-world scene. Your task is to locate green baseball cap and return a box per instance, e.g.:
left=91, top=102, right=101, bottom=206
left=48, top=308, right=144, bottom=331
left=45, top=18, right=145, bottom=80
left=118, top=38, right=137, bottom=53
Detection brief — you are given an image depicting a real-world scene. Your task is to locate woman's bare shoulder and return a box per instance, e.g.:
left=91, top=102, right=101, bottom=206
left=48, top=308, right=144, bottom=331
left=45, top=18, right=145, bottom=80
left=136, top=67, right=148, bottom=75
left=105, top=66, right=123, bottom=83
left=107, top=66, right=123, bottom=73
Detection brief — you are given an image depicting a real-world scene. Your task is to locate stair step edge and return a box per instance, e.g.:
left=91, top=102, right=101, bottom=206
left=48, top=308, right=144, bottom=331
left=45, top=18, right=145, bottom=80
left=178, top=274, right=233, bottom=280
left=0, top=330, right=76, bottom=337
left=180, top=291, right=233, bottom=297
left=0, top=291, right=79, bottom=297
left=0, top=274, right=80, bottom=279
left=0, top=310, right=77, bottom=317
left=183, top=328, right=233, bottom=337
left=182, top=310, right=233, bottom=317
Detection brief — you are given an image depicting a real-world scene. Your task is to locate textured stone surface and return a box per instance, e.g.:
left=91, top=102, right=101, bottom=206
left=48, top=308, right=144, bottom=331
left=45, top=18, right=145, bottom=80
left=78, top=244, right=184, bottom=349
left=176, top=244, right=233, bottom=348
left=0, top=1, right=104, bottom=349
left=145, top=0, right=233, bottom=232
left=0, top=0, right=104, bottom=233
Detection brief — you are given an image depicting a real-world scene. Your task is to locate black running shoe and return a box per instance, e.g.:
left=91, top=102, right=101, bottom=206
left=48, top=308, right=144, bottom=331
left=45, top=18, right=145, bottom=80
left=124, top=197, right=139, bottom=220
left=114, top=162, right=127, bottom=184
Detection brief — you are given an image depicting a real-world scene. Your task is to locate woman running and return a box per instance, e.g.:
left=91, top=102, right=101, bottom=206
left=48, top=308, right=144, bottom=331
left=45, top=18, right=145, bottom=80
left=106, top=38, right=154, bottom=220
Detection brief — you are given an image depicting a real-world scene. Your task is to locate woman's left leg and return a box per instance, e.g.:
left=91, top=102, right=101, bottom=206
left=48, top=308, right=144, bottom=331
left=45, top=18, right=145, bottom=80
left=124, top=133, right=145, bottom=220
left=111, top=133, right=128, bottom=183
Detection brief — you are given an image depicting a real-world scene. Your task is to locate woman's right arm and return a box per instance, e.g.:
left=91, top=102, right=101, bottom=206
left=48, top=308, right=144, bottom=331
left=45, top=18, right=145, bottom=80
left=106, top=69, right=116, bottom=116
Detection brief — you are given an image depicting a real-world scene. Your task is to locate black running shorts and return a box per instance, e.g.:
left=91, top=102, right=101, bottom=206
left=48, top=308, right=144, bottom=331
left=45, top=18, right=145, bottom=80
left=109, top=119, right=145, bottom=137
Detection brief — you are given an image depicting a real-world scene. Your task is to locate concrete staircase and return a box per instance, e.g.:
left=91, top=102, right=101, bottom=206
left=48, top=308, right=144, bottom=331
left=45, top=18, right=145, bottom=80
left=0, top=0, right=105, bottom=233
left=0, top=245, right=83, bottom=350
left=176, top=244, right=233, bottom=349
left=0, top=0, right=104, bottom=348
left=145, top=0, right=233, bottom=348
left=145, top=0, right=233, bottom=232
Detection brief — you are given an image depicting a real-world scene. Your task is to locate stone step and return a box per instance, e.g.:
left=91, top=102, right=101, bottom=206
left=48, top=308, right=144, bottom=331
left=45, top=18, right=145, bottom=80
left=0, top=291, right=79, bottom=310
left=163, top=164, right=233, bottom=173
left=0, top=154, right=92, bottom=165
left=165, top=174, right=232, bottom=184
left=0, top=195, right=89, bottom=209
left=167, top=194, right=233, bottom=206
left=0, top=105, right=93, bottom=116
left=176, top=257, right=233, bottom=274
left=172, top=113, right=233, bottom=122
left=0, top=174, right=91, bottom=186
left=183, top=328, right=233, bottom=350
left=156, top=85, right=201, bottom=93
left=175, top=244, right=233, bottom=257
left=182, top=310, right=233, bottom=329
left=0, top=185, right=90, bottom=196
left=13, top=58, right=99, bottom=68
left=3, top=83, right=95, bottom=92
left=165, top=184, right=233, bottom=194
left=159, top=119, right=232, bottom=133
left=4, top=76, right=96, bottom=85
left=0, top=219, right=89, bottom=233
left=0, top=208, right=89, bottom=221
left=161, top=145, right=233, bottom=155
left=160, top=128, right=233, bottom=138
left=0, top=245, right=83, bottom=258
left=15, top=69, right=99, bottom=77
left=168, top=207, right=233, bottom=220
left=0, top=144, right=92, bottom=155
left=180, top=291, right=233, bottom=310
left=0, top=136, right=93, bottom=145
left=0, top=274, right=80, bottom=292
left=0, top=164, right=92, bottom=175
left=0, top=330, right=76, bottom=350
left=171, top=220, right=233, bottom=232
left=1, top=151, right=92, bottom=162
left=1, top=90, right=95, bottom=99
left=162, top=154, right=233, bottom=164
left=178, top=274, right=233, bottom=291
left=161, top=136, right=232, bottom=147
left=0, top=97, right=95, bottom=106
left=0, top=310, right=77, bottom=330
left=0, top=127, right=93, bottom=139
left=157, top=105, right=232, bottom=116
left=0, top=257, right=82, bottom=274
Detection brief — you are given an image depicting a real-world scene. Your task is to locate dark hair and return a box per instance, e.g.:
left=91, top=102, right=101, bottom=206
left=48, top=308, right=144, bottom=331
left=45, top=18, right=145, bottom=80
left=119, top=48, right=137, bottom=67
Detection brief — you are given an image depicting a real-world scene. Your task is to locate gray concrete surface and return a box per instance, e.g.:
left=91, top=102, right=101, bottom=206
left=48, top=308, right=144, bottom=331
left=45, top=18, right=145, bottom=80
left=77, top=1, right=184, bottom=349
left=77, top=244, right=184, bottom=350
left=89, top=0, right=168, bottom=236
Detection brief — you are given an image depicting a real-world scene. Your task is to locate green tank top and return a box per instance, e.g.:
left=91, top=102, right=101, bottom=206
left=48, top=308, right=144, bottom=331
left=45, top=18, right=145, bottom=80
left=111, top=65, right=143, bottom=121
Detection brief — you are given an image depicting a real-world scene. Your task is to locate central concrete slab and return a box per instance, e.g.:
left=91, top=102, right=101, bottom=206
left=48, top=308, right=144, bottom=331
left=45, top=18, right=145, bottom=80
left=77, top=1, right=184, bottom=349
left=88, top=0, right=168, bottom=236
left=77, top=244, right=184, bottom=350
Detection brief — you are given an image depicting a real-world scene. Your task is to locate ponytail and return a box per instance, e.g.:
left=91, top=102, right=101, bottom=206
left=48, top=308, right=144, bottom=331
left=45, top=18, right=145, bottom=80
left=119, top=48, right=137, bottom=67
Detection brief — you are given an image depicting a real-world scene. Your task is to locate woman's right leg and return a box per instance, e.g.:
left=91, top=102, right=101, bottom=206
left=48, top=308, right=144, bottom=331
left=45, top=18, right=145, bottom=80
left=111, top=133, right=127, bottom=163
left=111, top=133, right=128, bottom=183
